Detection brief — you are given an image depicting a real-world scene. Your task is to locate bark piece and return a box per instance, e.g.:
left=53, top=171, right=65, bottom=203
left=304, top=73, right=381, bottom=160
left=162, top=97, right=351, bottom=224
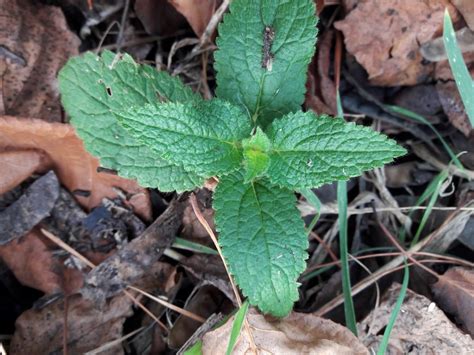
left=81, top=197, right=187, bottom=305
left=0, top=171, right=59, bottom=245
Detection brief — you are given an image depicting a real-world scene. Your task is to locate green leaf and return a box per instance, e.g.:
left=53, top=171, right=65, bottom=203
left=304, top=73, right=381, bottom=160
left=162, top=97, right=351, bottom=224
left=213, top=171, right=307, bottom=317
left=226, top=300, right=250, bottom=355
left=58, top=50, right=204, bottom=192
left=266, top=111, right=407, bottom=189
left=116, top=100, right=253, bottom=177
left=242, top=127, right=272, bottom=182
left=443, top=9, right=474, bottom=127
left=377, top=261, right=410, bottom=355
left=215, top=0, right=317, bottom=128
left=183, top=341, right=203, bottom=355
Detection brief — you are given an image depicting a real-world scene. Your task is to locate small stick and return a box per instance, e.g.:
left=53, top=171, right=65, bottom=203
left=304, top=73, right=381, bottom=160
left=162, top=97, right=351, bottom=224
left=40, top=229, right=168, bottom=331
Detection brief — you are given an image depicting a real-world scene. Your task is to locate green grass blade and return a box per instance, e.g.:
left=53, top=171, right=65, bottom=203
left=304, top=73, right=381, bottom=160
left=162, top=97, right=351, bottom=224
left=183, top=341, right=203, bottom=355
left=377, top=261, right=410, bottom=355
left=300, top=188, right=322, bottom=235
left=399, top=170, right=449, bottom=244
left=336, top=91, right=358, bottom=336
left=443, top=9, right=474, bottom=127
left=337, top=180, right=358, bottom=336
left=387, top=105, right=464, bottom=171
left=410, top=170, right=449, bottom=247
left=226, top=300, right=250, bottom=355
left=172, top=237, right=218, bottom=255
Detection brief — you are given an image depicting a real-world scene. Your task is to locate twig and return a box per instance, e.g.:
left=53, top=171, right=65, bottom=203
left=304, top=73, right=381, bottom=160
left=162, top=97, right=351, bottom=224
left=40, top=229, right=168, bottom=332
left=313, top=206, right=472, bottom=316
left=63, top=296, right=68, bottom=355
left=116, top=0, right=130, bottom=52
left=127, top=285, right=206, bottom=323
left=199, top=0, right=231, bottom=46
left=80, top=198, right=185, bottom=303
left=298, top=202, right=474, bottom=217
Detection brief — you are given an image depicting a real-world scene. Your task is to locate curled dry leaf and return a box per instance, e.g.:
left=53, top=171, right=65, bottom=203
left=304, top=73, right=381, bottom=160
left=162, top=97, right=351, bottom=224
left=202, top=309, right=369, bottom=354
left=359, top=283, right=474, bottom=353
left=432, top=267, right=474, bottom=336
left=305, top=30, right=337, bottom=115
left=9, top=293, right=133, bottom=355
left=335, top=0, right=459, bottom=86
left=0, top=0, right=79, bottom=120
left=0, top=116, right=151, bottom=217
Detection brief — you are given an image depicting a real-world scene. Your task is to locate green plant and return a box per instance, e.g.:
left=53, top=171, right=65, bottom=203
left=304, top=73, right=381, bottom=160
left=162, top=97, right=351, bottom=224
left=58, top=0, right=405, bottom=317
left=443, top=9, right=474, bottom=127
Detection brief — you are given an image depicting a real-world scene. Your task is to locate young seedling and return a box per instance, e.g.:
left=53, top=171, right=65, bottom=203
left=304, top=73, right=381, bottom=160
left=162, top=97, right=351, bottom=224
left=59, top=0, right=405, bottom=317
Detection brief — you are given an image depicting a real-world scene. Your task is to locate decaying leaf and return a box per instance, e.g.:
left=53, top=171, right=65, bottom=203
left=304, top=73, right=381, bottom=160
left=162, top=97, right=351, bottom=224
left=0, top=0, right=80, bottom=120
left=134, top=0, right=188, bottom=36
left=0, top=150, right=46, bottom=194
left=452, top=0, right=474, bottom=31
left=421, top=27, right=474, bottom=62
left=169, top=285, right=232, bottom=349
left=169, top=0, right=221, bottom=37
left=432, top=267, right=474, bottom=336
left=305, top=30, right=337, bottom=115
left=0, top=229, right=68, bottom=294
left=182, top=197, right=215, bottom=240
left=135, top=0, right=220, bottom=38
left=9, top=293, right=133, bottom=355
left=182, top=254, right=236, bottom=304
left=359, top=283, right=474, bottom=353
left=436, top=81, right=473, bottom=137
left=0, top=172, right=146, bottom=294
left=0, top=116, right=151, bottom=217
left=335, top=0, right=459, bottom=86
left=202, top=309, right=369, bottom=354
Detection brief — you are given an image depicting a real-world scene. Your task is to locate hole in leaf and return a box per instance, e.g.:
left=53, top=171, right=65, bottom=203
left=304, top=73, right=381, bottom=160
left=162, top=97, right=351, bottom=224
left=106, top=87, right=112, bottom=96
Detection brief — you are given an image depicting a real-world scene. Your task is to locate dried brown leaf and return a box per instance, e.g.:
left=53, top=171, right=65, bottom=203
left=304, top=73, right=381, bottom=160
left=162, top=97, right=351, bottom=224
left=0, top=150, right=47, bottom=195
left=335, top=0, right=459, bottom=86
left=9, top=293, right=133, bottom=355
left=0, top=229, right=65, bottom=293
left=169, top=285, right=232, bottom=350
left=0, top=116, right=151, bottom=218
left=359, top=283, right=474, bottom=353
left=202, top=309, right=369, bottom=354
left=452, top=0, right=474, bottom=31
left=436, top=81, right=473, bottom=137
left=168, top=0, right=220, bottom=37
left=432, top=267, right=474, bottom=336
left=305, top=30, right=337, bottom=115
left=134, top=0, right=188, bottom=36
left=0, top=0, right=79, bottom=121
